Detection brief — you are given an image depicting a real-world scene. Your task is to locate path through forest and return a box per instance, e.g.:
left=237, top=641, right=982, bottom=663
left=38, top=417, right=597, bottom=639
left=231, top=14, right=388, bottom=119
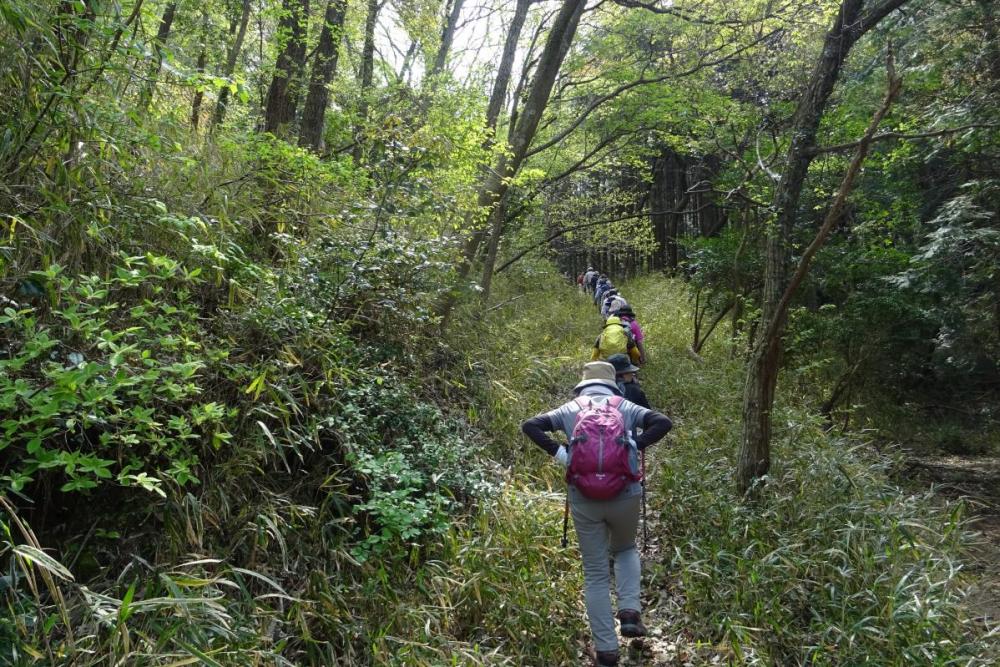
left=570, top=443, right=733, bottom=666
left=569, top=293, right=732, bottom=666
left=568, top=292, right=999, bottom=665
left=909, top=454, right=1000, bottom=625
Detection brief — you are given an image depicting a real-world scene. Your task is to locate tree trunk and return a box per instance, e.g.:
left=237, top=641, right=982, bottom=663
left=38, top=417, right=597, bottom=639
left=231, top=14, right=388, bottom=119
left=138, top=1, right=178, bottom=111
left=213, top=0, right=253, bottom=130
left=454, top=0, right=586, bottom=288
left=263, top=0, right=310, bottom=137
left=476, top=0, right=536, bottom=302
left=480, top=199, right=507, bottom=300
left=352, top=0, right=381, bottom=162
left=299, top=0, right=348, bottom=151
left=190, top=18, right=209, bottom=130
left=737, top=0, right=909, bottom=495
left=486, top=0, right=532, bottom=132
left=429, top=0, right=466, bottom=78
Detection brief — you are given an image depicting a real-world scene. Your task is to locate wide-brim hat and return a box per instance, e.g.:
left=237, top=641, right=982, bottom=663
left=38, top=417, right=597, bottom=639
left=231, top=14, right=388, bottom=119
left=605, top=353, right=640, bottom=374
left=573, top=361, right=622, bottom=394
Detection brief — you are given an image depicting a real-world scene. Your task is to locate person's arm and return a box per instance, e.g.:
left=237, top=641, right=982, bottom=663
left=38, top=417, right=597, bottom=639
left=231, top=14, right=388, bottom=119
left=521, top=414, right=563, bottom=456
left=627, top=383, right=651, bottom=409
left=635, top=411, right=671, bottom=450
left=636, top=339, right=647, bottom=365
left=628, top=345, right=641, bottom=365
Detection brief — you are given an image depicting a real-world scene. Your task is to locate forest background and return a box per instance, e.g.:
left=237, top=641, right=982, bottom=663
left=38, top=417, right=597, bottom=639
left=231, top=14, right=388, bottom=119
left=1, top=0, right=998, bottom=664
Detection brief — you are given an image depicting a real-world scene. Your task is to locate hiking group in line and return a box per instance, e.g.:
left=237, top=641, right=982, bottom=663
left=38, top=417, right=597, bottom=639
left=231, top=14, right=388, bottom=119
left=523, top=267, right=672, bottom=667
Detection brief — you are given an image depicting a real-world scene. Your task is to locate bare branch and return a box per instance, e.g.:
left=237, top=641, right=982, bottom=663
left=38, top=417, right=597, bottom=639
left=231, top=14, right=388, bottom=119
left=524, top=28, right=782, bottom=158
left=805, top=123, right=1000, bottom=156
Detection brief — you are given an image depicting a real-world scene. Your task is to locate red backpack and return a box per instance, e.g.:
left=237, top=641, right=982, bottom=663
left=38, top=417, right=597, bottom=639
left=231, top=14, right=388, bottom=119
left=566, top=396, right=640, bottom=499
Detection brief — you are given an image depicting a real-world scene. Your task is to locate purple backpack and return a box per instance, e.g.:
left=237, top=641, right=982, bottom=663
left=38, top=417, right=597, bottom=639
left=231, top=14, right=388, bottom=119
left=566, top=396, right=640, bottom=499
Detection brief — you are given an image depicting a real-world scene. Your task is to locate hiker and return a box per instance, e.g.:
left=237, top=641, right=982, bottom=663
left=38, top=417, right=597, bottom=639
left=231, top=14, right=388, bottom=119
left=594, top=275, right=611, bottom=306
left=521, top=361, right=672, bottom=667
left=601, top=290, right=628, bottom=320
left=606, top=292, right=629, bottom=318
left=588, top=270, right=601, bottom=295
left=615, top=305, right=647, bottom=365
left=577, top=272, right=586, bottom=292
left=606, top=353, right=649, bottom=408
left=583, top=267, right=598, bottom=295
left=592, top=314, right=641, bottom=366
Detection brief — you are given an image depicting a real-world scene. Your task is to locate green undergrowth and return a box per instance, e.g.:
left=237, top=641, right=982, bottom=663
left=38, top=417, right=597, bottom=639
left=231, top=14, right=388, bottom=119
left=3, top=252, right=996, bottom=665
left=455, top=270, right=997, bottom=665
left=623, top=274, right=998, bottom=665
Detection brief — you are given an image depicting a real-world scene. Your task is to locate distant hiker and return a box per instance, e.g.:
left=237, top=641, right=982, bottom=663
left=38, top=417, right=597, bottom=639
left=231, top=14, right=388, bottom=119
left=584, top=267, right=598, bottom=295
left=615, top=305, right=647, bottom=365
left=521, top=361, right=672, bottom=667
left=593, top=315, right=641, bottom=366
left=606, top=354, right=649, bottom=408
left=601, top=290, right=628, bottom=320
left=599, top=289, right=618, bottom=318
left=588, top=270, right=601, bottom=295
left=604, top=292, right=628, bottom=317
left=577, top=272, right=586, bottom=291
left=594, top=276, right=611, bottom=305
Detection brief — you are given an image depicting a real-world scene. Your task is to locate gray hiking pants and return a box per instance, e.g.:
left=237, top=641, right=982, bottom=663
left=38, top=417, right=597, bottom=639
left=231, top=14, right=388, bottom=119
left=571, top=493, right=642, bottom=653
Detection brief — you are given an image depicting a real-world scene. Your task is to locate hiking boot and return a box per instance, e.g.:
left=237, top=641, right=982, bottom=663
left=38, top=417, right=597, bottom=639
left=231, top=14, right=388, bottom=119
left=618, top=609, right=647, bottom=637
left=595, top=649, right=619, bottom=666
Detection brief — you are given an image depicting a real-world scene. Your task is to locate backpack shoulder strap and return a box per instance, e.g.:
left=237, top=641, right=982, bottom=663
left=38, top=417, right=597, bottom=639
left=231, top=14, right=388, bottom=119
left=607, top=396, right=624, bottom=409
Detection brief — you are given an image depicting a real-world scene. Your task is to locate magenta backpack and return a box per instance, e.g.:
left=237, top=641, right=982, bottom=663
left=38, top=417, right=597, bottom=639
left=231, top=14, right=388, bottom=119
left=566, top=396, right=640, bottom=500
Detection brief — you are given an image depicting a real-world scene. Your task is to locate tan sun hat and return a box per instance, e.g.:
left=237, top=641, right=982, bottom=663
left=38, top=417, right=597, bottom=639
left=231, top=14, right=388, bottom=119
left=573, top=361, right=622, bottom=394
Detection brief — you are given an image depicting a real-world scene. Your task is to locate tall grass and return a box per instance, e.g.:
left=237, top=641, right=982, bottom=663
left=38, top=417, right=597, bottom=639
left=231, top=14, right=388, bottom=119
left=3, top=266, right=995, bottom=665
left=623, top=274, right=997, bottom=665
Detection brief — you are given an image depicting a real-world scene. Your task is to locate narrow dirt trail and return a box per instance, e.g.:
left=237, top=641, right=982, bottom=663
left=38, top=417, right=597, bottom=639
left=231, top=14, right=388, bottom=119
left=570, top=290, right=730, bottom=666
left=571, top=443, right=731, bottom=666
left=909, top=454, right=1000, bottom=625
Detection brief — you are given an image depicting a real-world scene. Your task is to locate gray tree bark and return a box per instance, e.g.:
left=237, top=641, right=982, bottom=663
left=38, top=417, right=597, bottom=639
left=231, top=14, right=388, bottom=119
left=737, top=0, right=911, bottom=495
left=299, top=0, right=348, bottom=151
left=445, top=0, right=585, bottom=316
left=352, top=0, right=381, bottom=162
left=429, top=0, right=466, bottom=78
left=138, top=1, right=178, bottom=111
left=213, top=0, right=253, bottom=129
left=263, top=0, right=310, bottom=137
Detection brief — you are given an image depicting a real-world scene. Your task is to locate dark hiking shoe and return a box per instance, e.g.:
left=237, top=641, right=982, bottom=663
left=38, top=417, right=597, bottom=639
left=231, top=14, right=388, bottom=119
left=595, top=649, right=619, bottom=666
left=618, top=609, right=647, bottom=637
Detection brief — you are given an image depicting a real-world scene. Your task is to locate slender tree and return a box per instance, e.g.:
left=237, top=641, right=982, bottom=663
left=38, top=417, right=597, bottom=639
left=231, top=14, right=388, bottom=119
left=263, top=0, right=310, bottom=136
left=429, top=0, right=466, bottom=78
left=190, top=10, right=211, bottom=130
left=299, top=0, right=348, bottom=150
left=477, top=0, right=534, bottom=299
left=352, top=0, right=381, bottom=162
left=736, top=0, right=911, bottom=495
left=443, top=0, right=585, bottom=317
left=138, top=1, right=179, bottom=111
left=213, top=0, right=253, bottom=129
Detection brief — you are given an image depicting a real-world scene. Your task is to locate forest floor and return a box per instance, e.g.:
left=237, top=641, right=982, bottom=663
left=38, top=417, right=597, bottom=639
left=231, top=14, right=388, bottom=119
left=908, top=453, right=1000, bottom=624
left=574, top=447, right=734, bottom=666
left=576, top=455, right=1000, bottom=666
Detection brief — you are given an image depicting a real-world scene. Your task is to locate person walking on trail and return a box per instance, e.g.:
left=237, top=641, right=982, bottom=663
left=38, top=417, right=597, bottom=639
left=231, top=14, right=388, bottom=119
left=615, top=305, right=647, bottom=365
left=594, top=276, right=611, bottom=306
left=606, top=292, right=629, bottom=318
left=521, top=361, right=672, bottom=667
left=601, top=289, right=627, bottom=319
left=583, top=267, right=598, bottom=295
left=593, top=314, right=642, bottom=366
left=606, top=354, right=649, bottom=408
left=588, top=270, right=601, bottom=295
